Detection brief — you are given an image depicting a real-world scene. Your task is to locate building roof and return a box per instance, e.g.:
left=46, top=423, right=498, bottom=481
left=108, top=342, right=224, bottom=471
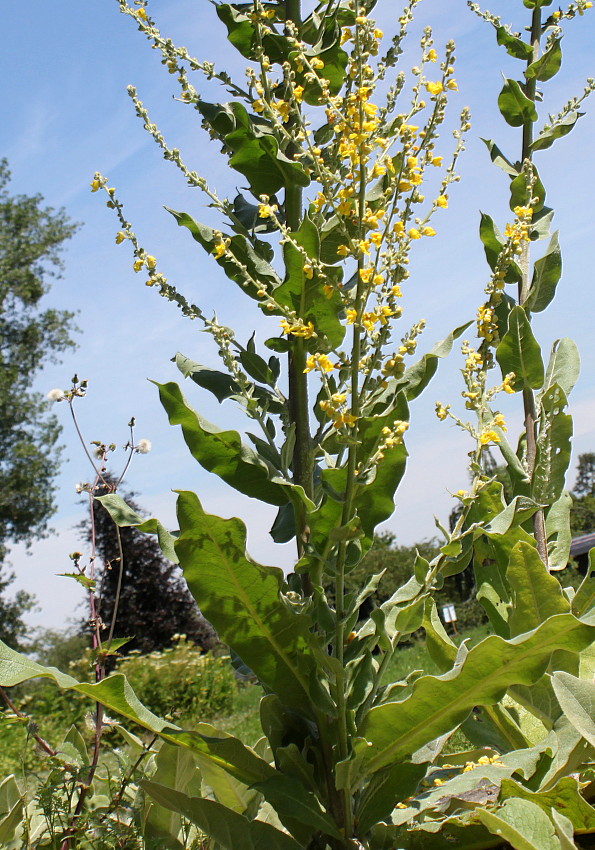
left=570, top=533, right=595, bottom=558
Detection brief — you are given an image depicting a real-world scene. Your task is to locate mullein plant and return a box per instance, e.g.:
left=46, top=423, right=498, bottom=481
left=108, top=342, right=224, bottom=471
left=1, top=0, right=595, bottom=848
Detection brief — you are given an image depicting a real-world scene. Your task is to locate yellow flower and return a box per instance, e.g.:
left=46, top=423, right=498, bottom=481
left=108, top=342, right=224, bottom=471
left=258, top=203, right=278, bottom=218
left=431, top=156, right=443, bottom=166
left=436, top=195, right=448, bottom=208
left=425, top=81, right=444, bottom=95
left=252, top=99, right=265, bottom=113
left=479, top=429, right=500, bottom=446
left=133, top=258, right=144, bottom=272
left=408, top=228, right=421, bottom=240
left=373, top=274, right=384, bottom=287
left=435, top=403, right=450, bottom=421
left=391, top=284, right=402, bottom=297
left=311, top=57, right=325, bottom=70
left=358, top=239, right=371, bottom=255
left=336, top=244, right=350, bottom=257
left=137, top=7, right=147, bottom=20
left=359, top=267, right=374, bottom=284
left=370, top=232, right=383, bottom=247
left=374, top=28, right=384, bottom=39
left=446, top=79, right=458, bottom=91
left=313, top=192, right=325, bottom=211
left=304, top=353, right=334, bottom=373
left=323, top=284, right=334, bottom=298
left=293, top=85, right=304, bottom=103
left=493, top=413, right=507, bottom=431
left=280, top=319, right=315, bottom=339
left=303, top=264, right=314, bottom=279
left=90, top=179, right=101, bottom=192
left=338, top=200, right=353, bottom=216
left=393, top=222, right=405, bottom=236
left=427, top=48, right=438, bottom=62
left=115, top=231, right=126, bottom=244
left=145, top=255, right=157, bottom=270
left=422, top=227, right=436, bottom=237
left=213, top=242, right=227, bottom=259
left=346, top=308, right=357, bottom=324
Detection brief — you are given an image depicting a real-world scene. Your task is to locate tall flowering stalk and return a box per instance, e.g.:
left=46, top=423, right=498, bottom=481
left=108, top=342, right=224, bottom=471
left=1, top=1, right=595, bottom=848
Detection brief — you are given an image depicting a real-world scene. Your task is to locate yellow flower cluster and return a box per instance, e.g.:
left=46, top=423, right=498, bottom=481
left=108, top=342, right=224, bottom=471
left=504, top=205, right=533, bottom=253
left=304, top=353, right=334, bottom=373
left=319, top=393, right=357, bottom=429
left=280, top=319, right=315, bottom=339
left=435, top=402, right=450, bottom=421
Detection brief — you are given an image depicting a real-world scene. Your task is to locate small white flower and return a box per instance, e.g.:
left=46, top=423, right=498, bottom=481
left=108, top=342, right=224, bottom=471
left=47, top=388, right=65, bottom=402
left=136, top=438, right=152, bottom=454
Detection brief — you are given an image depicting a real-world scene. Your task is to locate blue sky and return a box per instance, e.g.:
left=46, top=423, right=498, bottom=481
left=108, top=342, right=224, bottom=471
left=3, top=0, right=594, bottom=630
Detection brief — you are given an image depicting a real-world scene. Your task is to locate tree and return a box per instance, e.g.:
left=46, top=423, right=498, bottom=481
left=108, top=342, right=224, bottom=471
left=0, top=567, right=35, bottom=649
left=571, top=452, right=595, bottom=535
left=82, top=478, right=216, bottom=654
left=0, top=160, right=77, bottom=639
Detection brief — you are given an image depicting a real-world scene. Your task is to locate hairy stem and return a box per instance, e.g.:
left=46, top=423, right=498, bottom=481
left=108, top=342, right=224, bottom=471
left=520, top=6, right=548, bottom=568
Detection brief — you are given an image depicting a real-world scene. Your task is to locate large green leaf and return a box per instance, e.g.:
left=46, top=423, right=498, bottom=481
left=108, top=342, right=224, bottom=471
left=496, top=306, right=545, bottom=391
left=142, top=781, right=302, bottom=850
left=354, top=762, right=428, bottom=833
left=498, top=78, right=538, bottom=127
left=543, top=338, right=580, bottom=398
left=355, top=614, right=595, bottom=774
left=510, top=166, right=545, bottom=213
left=156, top=381, right=291, bottom=506
left=527, top=232, right=562, bottom=313
left=477, top=798, right=561, bottom=850
left=525, top=38, right=562, bottom=82
left=167, top=208, right=281, bottom=303
left=532, top=385, right=572, bottom=505
left=174, top=353, right=241, bottom=403
left=175, top=490, right=315, bottom=711
left=506, top=541, right=569, bottom=637
left=499, top=777, right=595, bottom=833
left=531, top=112, right=583, bottom=152
left=551, top=672, right=595, bottom=747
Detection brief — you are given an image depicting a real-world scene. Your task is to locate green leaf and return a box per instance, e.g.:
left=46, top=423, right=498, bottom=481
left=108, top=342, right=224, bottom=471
left=155, top=381, right=290, bottom=506
left=551, top=810, right=579, bottom=850
left=499, top=776, right=595, bottom=833
left=531, top=112, right=583, bottom=152
left=572, top=548, right=595, bottom=617
left=174, top=353, right=241, bottom=403
left=506, top=541, right=570, bottom=637
left=496, top=306, right=545, bottom=391
left=551, top=672, right=595, bottom=747
left=252, top=776, right=342, bottom=840
left=477, top=798, right=561, bottom=850
left=480, top=212, right=505, bottom=270
left=510, top=167, right=546, bottom=212
left=274, top=213, right=344, bottom=347
left=175, top=491, right=315, bottom=711
left=355, top=761, right=428, bottom=833
left=498, top=78, right=538, bottom=127
left=399, top=321, right=473, bottom=401
left=239, top=350, right=276, bottom=385
left=355, top=613, right=595, bottom=774
left=142, top=781, right=302, bottom=850
left=96, top=493, right=179, bottom=563
left=532, top=385, right=572, bottom=505
left=145, top=743, right=202, bottom=847
left=545, top=491, right=572, bottom=572
left=543, top=338, right=580, bottom=398
left=526, top=232, right=562, bottom=313
left=495, top=27, right=534, bottom=61
left=526, top=38, right=562, bottom=82
left=482, top=138, right=519, bottom=176
left=167, top=208, right=281, bottom=302
left=524, top=0, right=554, bottom=9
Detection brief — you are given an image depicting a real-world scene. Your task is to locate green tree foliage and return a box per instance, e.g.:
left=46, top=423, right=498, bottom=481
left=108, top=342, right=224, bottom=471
left=571, top=452, right=595, bottom=535
left=0, top=160, right=77, bottom=644
left=83, top=477, right=217, bottom=654
left=0, top=567, right=35, bottom=649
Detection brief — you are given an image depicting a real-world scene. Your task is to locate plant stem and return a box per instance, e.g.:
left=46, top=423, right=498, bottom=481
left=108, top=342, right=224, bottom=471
left=284, top=0, right=313, bottom=585
left=520, top=6, right=549, bottom=568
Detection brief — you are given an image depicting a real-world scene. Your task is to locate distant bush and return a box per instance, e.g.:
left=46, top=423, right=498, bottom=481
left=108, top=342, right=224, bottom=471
left=115, top=636, right=237, bottom=722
